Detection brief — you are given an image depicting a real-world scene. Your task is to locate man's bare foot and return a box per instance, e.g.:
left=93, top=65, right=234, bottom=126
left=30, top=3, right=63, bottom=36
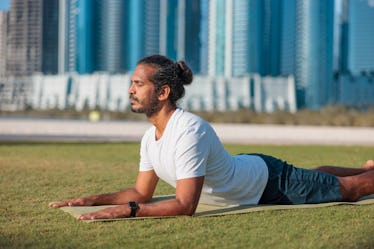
left=362, top=160, right=374, bottom=170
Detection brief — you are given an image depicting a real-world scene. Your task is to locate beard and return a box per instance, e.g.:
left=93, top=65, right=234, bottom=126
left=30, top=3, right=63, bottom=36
left=130, top=92, right=161, bottom=117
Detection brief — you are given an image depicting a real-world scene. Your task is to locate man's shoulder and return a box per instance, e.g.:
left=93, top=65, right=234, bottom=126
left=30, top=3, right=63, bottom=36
left=172, top=108, right=217, bottom=139
left=173, top=108, right=210, bottom=129
left=175, top=108, right=205, bottom=124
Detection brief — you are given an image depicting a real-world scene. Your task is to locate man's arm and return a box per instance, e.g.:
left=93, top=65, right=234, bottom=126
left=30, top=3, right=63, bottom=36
left=49, top=170, right=159, bottom=208
left=76, top=175, right=205, bottom=220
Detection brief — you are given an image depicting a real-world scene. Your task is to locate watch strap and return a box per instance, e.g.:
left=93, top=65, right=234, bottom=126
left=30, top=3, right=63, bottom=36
left=128, top=201, right=139, bottom=217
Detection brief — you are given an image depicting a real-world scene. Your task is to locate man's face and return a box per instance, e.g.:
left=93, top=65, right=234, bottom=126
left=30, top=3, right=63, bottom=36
left=129, top=64, right=160, bottom=117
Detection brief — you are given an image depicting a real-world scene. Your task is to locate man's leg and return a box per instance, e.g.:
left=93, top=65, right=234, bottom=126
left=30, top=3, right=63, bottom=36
left=338, top=170, right=374, bottom=202
left=314, top=160, right=374, bottom=177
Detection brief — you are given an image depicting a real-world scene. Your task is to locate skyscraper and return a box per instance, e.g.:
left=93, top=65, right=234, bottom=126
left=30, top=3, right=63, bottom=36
left=261, top=0, right=281, bottom=76
left=0, top=11, right=8, bottom=78
left=280, top=0, right=296, bottom=76
left=60, top=0, right=128, bottom=74
left=95, top=0, right=126, bottom=73
left=208, top=0, right=282, bottom=77
left=58, top=0, right=77, bottom=73
left=184, top=0, right=202, bottom=74
left=159, top=0, right=201, bottom=74
left=230, top=1, right=250, bottom=77
left=7, top=0, right=42, bottom=76
left=42, top=0, right=59, bottom=74
left=144, top=0, right=161, bottom=57
left=76, top=0, right=94, bottom=74
left=342, top=0, right=374, bottom=74
left=160, top=0, right=178, bottom=61
left=7, top=0, right=58, bottom=76
left=199, top=0, right=209, bottom=75
left=127, top=0, right=147, bottom=71
left=295, top=0, right=334, bottom=108
left=208, top=0, right=226, bottom=76
left=225, top=0, right=262, bottom=77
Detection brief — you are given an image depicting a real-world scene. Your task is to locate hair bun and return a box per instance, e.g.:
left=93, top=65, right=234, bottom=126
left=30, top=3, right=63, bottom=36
left=176, top=61, right=193, bottom=85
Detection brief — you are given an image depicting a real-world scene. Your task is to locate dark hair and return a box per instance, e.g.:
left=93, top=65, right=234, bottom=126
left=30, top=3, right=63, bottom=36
left=137, top=54, right=193, bottom=106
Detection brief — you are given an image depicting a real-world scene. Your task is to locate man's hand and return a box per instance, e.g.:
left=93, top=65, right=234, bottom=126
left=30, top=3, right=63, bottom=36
left=49, top=197, right=95, bottom=208
left=77, top=205, right=130, bottom=220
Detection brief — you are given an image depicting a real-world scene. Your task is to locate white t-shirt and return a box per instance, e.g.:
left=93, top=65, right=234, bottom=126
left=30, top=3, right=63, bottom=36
left=139, top=108, right=269, bottom=206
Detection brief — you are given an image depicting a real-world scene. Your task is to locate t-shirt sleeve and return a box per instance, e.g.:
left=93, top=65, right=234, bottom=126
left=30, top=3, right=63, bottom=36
left=139, top=129, right=154, bottom=172
left=174, top=125, right=210, bottom=180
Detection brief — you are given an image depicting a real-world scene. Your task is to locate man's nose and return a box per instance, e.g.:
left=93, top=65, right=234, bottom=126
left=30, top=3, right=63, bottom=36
left=128, top=83, right=135, bottom=94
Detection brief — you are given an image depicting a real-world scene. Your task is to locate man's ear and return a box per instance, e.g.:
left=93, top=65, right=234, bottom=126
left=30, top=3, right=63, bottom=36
left=158, top=85, right=171, bottom=101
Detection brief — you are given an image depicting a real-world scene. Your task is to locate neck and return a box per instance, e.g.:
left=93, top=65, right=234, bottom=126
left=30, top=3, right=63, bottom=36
left=148, top=104, right=176, bottom=140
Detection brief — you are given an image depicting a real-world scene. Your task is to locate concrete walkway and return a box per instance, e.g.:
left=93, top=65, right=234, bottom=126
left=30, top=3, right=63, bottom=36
left=0, top=117, right=374, bottom=145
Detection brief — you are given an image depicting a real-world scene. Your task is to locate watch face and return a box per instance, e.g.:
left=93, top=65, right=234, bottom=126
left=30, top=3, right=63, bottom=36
left=129, top=202, right=137, bottom=208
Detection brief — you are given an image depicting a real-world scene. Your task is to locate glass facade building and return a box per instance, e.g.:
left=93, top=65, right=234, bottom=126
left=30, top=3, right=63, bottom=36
left=280, top=0, right=296, bottom=76
left=295, top=0, right=334, bottom=108
left=7, top=0, right=58, bottom=76
left=345, top=0, right=374, bottom=74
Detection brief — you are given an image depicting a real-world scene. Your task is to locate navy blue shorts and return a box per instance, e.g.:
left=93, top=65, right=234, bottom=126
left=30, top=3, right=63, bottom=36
left=252, top=154, right=343, bottom=205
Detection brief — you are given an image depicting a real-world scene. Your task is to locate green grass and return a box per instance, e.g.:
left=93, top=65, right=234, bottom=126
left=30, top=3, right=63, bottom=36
left=0, top=142, right=373, bottom=249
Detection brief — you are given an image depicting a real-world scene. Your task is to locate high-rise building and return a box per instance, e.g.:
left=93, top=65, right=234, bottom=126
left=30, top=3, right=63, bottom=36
left=160, top=0, right=178, bottom=61
left=7, top=0, right=42, bottom=76
left=199, top=0, right=209, bottom=75
left=184, top=0, right=202, bottom=74
left=294, top=0, right=334, bottom=108
left=95, top=0, right=126, bottom=73
left=127, top=0, right=147, bottom=71
left=261, top=0, right=281, bottom=76
left=60, top=0, right=128, bottom=74
left=159, top=0, right=201, bottom=74
left=224, top=0, right=262, bottom=77
left=280, top=0, right=296, bottom=76
left=341, top=0, right=374, bottom=74
left=58, top=0, right=77, bottom=73
left=230, top=1, right=250, bottom=77
left=208, top=0, right=282, bottom=78
left=42, top=0, right=59, bottom=74
left=208, top=0, right=226, bottom=77
left=75, top=0, right=94, bottom=74
left=6, top=0, right=58, bottom=76
left=0, top=11, right=8, bottom=78
left=144, top=0, right=161, bottom=57
left=339, top=0, right=349, bottom=73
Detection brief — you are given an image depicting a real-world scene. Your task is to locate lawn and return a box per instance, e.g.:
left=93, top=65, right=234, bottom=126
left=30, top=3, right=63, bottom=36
left=0, top=142, right=373, bottom=249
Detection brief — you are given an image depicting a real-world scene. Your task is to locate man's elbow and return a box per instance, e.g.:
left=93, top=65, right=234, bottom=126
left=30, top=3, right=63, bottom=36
left=178, top=202, right=198, bottom=216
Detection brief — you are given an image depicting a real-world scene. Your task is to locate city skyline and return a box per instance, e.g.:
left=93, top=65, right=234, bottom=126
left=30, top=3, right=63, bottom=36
left=0, top=0, right=373, bottom=112
left=0, top=0, right=373, bottom=75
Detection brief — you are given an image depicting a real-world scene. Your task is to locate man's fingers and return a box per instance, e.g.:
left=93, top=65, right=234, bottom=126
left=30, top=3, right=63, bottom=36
left=77, top=214, right=91, bottom=220
left=49, top=199, right=86, bottom=208
left=49, top=201, right=69, bottom=208
left=77, top=212, right=105, bottom=220
left=77, top=206, right=127, bottom=220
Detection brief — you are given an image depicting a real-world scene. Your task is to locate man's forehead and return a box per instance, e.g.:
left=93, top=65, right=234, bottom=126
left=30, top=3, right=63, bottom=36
left=133, top=65, right=156, bottom=78
left=131, top=65, right=155, bottom=83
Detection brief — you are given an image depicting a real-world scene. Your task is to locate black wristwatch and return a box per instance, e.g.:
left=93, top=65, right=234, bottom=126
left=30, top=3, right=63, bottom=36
left=128, top=201, right=139, bottom=217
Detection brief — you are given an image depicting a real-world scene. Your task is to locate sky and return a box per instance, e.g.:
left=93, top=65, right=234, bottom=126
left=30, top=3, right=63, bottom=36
left=0, top=0, right=9, bottom=11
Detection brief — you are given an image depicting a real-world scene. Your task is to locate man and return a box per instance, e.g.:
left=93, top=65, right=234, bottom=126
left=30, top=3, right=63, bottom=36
left=50, top=55, right=374, bottom=220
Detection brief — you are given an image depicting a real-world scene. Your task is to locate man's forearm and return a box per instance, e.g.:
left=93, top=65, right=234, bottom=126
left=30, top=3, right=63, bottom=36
left=137, top=198, right=197, bottom=217
left=91, top=188, right=151, bottom=205
left=77, top=197, right=197, bottom=220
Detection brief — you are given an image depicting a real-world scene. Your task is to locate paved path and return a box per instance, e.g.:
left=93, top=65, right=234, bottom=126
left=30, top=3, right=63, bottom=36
left=1, top=118, right=374, bottom=145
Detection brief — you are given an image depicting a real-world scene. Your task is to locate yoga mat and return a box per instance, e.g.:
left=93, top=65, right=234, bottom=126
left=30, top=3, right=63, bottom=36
left=52, top=194, right=374, bottom=223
